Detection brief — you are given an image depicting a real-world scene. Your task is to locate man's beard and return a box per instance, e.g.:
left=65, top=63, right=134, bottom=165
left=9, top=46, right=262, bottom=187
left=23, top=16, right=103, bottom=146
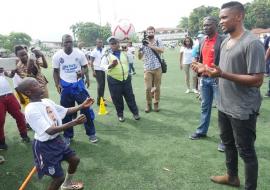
left=148, top=35, right=154, bottom=40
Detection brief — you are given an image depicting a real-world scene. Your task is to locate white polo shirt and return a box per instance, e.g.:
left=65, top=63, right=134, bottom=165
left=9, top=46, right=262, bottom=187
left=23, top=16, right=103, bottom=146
left=90, top=48, right=105, bottom=71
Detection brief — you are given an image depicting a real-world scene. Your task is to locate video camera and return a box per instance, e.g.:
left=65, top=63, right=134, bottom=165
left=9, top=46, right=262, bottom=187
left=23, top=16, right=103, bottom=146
left=142, top=31, right=149, bottom=46
left=30, top=47, right=42, bottom=58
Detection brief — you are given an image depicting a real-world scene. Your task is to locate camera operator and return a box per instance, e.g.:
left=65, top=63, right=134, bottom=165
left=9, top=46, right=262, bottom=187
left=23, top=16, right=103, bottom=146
left=138, top=26, right=164, bottom=112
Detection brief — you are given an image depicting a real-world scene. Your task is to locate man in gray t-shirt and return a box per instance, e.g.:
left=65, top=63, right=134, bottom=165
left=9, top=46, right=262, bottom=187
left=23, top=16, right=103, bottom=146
left=191, top=2, right=265, bottom=189
left=218, top=31, right=265, bottom=120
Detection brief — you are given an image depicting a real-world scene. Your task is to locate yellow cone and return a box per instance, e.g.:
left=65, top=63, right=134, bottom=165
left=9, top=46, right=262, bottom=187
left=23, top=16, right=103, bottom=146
left=98, top=97, right=108, bottom=115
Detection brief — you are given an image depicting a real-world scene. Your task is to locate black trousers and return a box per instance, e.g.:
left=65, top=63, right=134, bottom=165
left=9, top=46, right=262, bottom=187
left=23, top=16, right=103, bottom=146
left=107, top=75, right=138, bottom=117
left=95, top=70, right=105, bottom=105
left=218, top=111, right=258, bottom=190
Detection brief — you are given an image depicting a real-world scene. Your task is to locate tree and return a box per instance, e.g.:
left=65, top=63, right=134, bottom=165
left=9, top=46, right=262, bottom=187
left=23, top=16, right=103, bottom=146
left=188, top=6, right=220, bottom=37
left=244, top=0, right=270, bottom=29
left=70, top=22, right=112, bottom=46
left=177, top=17, right=189, bottom=32
left=0, top=32, right=32, bottom=52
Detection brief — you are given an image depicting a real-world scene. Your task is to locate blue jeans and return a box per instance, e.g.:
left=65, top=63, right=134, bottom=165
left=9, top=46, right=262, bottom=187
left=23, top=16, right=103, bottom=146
left=196, top=77, right=218, bottom=135
left=60, top=80, right=96, bottom=139
left=128, top=62, right=135, bottom=74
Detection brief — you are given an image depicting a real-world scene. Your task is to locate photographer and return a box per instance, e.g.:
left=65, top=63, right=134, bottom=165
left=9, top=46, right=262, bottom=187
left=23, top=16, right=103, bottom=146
left=138, top=26, right=164, bottom=112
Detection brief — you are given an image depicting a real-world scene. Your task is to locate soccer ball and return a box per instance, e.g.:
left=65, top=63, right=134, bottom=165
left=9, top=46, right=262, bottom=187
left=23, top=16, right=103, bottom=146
left=112, top=19, right=135, bottom=41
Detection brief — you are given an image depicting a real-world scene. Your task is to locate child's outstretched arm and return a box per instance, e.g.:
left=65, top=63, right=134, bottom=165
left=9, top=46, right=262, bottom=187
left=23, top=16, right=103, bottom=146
left=46, top=114, right=86, bottom=135
left=66, top=97, right=95, bottom=115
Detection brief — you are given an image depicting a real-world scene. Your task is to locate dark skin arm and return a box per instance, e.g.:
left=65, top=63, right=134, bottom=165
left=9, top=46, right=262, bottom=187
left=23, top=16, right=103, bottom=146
left=179, top=52, right=183, bottom=70
left=46, top=114, right=86, bottom=135
left=34, top=50, right=48, bottom=68
left=27, top=59, right=38, bottom=76
left=108, top=60, right=118, bottom=69
left=266, top=47, right=270, bottom=61
left=81, top=65, right=90, bottom=88
left=53, top=68, right=61, bottom=94
left=89, top=57, right=96, bottom=77
left=191, top=62, right=264, bottom=88
left=207, top=66, right=264, bottom=88
left=39, top=54, right=48, bottom=68
left=45, top=97, right=94, bottom=135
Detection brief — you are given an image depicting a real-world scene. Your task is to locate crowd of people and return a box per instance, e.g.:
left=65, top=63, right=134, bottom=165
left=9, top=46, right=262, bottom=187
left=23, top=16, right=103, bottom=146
left=0, top=1, right=269, bottom=190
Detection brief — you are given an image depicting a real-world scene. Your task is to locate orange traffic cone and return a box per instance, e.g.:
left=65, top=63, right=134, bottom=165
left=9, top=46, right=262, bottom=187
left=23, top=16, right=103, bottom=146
left=98, top=97, right=108, bottom=115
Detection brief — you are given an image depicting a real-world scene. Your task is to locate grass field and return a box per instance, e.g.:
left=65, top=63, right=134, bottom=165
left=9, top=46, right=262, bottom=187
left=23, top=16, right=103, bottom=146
left=0, top=48, right=270, bottom=190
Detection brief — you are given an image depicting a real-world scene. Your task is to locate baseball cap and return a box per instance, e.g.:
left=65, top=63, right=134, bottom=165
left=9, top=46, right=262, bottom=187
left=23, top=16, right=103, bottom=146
left=107, top=36, right=119, bottom=44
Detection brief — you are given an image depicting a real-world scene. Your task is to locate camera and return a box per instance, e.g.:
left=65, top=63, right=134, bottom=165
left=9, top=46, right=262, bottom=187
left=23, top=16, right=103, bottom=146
left=31, top=47, right=42, bottom=58
left=142, top=31, right=149, bottom=46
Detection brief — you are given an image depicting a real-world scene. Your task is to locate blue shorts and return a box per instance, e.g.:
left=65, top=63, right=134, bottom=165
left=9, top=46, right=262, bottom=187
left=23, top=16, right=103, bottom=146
left=32, top=136, right=75, bottom=179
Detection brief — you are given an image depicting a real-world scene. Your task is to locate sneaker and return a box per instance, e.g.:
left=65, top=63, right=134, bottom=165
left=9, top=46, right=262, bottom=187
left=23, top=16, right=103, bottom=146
left=0, top=155, right=5, bottom=164
left=189, top=133, right=207, bottom=140
left=185, top=89, right=191, bottom=93
left=132, top=72, right=136, bottom=75
left=89, top=135, right=98, bottom=143
left=22, top=136, right=30, bottom=143
left=63, top=137, right=71, bottom=146
left=61, top=181, right=84, bottom=190
left=26, top=123, right=32, bottom=130
left=218, top=142, right=225, bottom=152
left=133, top=114, right=140, bottom=120
left=192, top=89, right=199, bottom=94
left=153, top=102, right=160, bottom=112
left=0, top=143, right=8, bottom=150
left=210, top=174, right=240, bottom=187
left=145, top=104, right=152, bottom=113
left=118, top=116, right=125, bottom=122
left=264, top=93, right=270, bottom=98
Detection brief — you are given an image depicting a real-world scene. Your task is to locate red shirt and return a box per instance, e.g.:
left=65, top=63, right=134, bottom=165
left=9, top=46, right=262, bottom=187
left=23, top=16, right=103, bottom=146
left=201, top=33, right=217, bottom=67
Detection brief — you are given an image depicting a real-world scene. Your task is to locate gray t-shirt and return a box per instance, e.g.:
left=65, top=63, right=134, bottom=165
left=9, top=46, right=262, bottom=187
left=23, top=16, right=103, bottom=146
left=217, top=31, right=265, bottom=120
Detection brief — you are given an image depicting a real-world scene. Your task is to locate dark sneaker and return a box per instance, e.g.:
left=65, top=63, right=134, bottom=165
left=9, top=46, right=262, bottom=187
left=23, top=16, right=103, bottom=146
left=189, top=133, right=207, bottom=140
left=133, top=114, right=141, bottom=120
left=118, top=116, right=125, bottom=122
left=22, top=136, right=30, bottom=143
left=89, top=135, right=98, bottom=143
left=26, top=123, right=32, bottom=130
left=264, top=93, right=270, bottom=98
left=218, top=142, right=225, bottom=152
left=0, top=143, right=8, bottom=150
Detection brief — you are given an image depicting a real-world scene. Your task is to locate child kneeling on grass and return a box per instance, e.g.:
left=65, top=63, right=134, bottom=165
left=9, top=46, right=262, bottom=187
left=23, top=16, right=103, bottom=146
left=18, top=77, right=95, bottom=190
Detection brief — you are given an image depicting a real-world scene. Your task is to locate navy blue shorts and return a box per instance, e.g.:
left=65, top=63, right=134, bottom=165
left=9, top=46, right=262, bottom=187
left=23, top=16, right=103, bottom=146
left=32, top=136, right=75, bottom=179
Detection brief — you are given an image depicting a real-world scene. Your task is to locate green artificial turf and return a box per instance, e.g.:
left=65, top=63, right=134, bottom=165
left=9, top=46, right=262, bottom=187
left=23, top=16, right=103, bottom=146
left=0, top=48, right=270, bottom=190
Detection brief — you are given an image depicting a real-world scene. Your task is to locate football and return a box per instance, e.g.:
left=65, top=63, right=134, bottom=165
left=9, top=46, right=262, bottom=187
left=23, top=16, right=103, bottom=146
left=112, top=19, right=135, bottom=41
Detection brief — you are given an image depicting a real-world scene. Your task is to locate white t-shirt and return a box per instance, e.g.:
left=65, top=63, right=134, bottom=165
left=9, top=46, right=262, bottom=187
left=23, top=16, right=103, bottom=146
left=52, top=48, right=88, bottom=83
left=0, top=74, right=12, bottom=96
left=25, top=99, right=68, bottom=142
left=180, top=47, right=193, bottom=64
left=127, top=46, right=135, bottom=63
left=90, top=48, right=105, bottom=71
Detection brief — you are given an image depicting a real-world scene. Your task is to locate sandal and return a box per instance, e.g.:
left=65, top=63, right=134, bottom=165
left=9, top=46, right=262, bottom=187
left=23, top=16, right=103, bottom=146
left=61, top=181, right=84, bottom=190
left=0, top=156, right=5, bottom=164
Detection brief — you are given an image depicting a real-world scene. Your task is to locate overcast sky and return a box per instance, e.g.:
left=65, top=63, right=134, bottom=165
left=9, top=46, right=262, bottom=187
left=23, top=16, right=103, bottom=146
left=0, top=0, right=251, bottom=41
